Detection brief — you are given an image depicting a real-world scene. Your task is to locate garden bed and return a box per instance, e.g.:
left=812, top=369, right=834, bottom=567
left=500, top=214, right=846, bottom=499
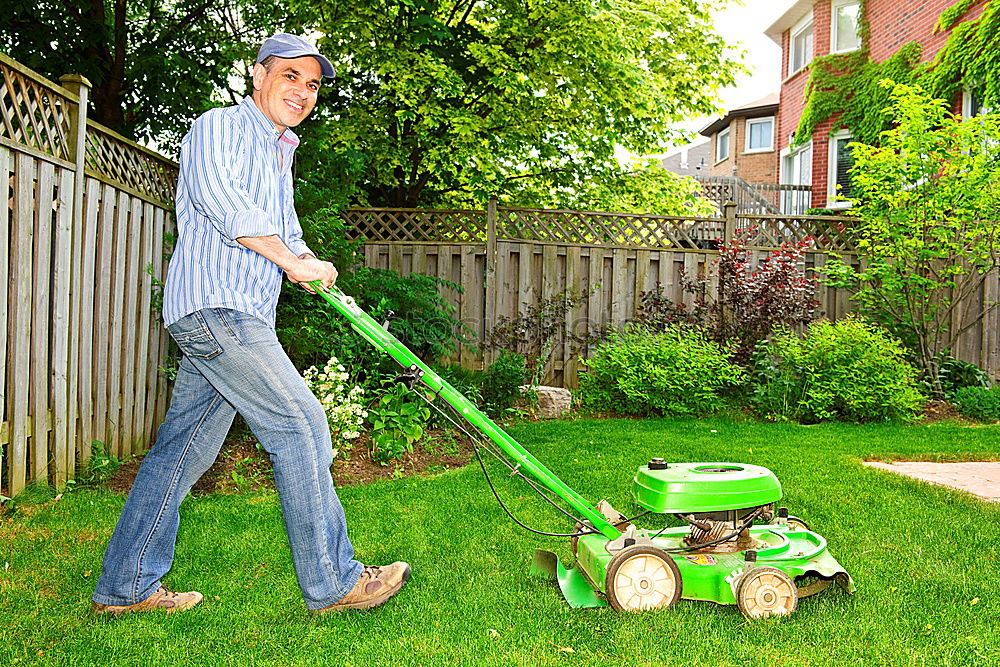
left=106, top=429, right=475, bottom=495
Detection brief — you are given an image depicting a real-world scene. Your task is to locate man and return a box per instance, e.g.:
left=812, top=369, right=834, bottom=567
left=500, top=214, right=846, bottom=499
left=92, top=34, right=409, bottom=615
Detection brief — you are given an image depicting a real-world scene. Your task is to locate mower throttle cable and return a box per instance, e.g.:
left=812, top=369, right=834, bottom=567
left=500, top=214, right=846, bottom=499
left=412, top=382, right=649, bottom=538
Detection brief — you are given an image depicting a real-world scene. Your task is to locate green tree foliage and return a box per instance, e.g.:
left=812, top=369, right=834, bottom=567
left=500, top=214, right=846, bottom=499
left=290, top=0, right=741, bottom=208
left=506, top=159, right=716, bottom=216
left=820, top=82, right=1000, bottom=396
left=1, top=0, right=283, bottom=150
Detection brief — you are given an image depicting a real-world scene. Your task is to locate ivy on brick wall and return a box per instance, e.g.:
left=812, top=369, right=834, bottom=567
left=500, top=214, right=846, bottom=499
left=935, top=0, right=980, bottom=31
left=794, top=0, right=999, bottom=146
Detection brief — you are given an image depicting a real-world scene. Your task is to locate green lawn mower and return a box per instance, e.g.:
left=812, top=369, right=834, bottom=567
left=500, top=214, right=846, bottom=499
left=313, top=283, right=855, bottom=618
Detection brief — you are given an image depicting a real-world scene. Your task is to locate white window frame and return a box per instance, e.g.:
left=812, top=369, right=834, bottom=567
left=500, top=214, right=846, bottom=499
left=830, top=0, right=862, bottom=55
left=781, top=141, right=813, bottom=186
left=744, top=116, right=775, bottom=153
left=715, top=126, right=731, bottom=164
left=963, top=88, right=992, bottom=118
left=789, top=12, right=814, bottom=75
left=827, top=130, right=854, bottom=209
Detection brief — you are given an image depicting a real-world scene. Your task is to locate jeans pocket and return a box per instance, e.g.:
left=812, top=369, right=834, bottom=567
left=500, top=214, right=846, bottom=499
left=168, top=311, right=223, bottom=359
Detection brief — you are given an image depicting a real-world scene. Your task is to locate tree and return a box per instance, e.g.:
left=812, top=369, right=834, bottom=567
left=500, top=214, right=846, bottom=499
left=821, top=81, right=1000, bottom=396
left=1, top=0, right=285, bottom=150
left=291, top=0, right=741, bottom=208
left=503, top=159, right=716, bottom=216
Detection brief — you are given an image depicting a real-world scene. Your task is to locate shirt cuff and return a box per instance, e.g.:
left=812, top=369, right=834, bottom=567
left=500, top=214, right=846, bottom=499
left=288, top=239, right=313, bottom=257
left=223, top=208, right=280, bottom=247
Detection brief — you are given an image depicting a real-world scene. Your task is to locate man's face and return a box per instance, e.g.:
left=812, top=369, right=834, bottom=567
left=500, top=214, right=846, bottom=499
left=251, top=56, right=322, bottom=132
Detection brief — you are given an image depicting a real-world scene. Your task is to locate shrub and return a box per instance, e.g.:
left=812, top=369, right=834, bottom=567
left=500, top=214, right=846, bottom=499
left=952, top=386, right=1000, bottom=422
left=578, top=325, right=744, bottom=416
left=481, top=351, right=529, bottom=416
left=484, top=289, right=593, bottom=385
left=276, top=209, right=470, bottom=380
left=631, top=229, right=819, bottom=363
left=367, top=383, right=431, bottom=464
left=303, top=356, right=367, bottom=459
left=751, top=317, right=923, bottom=423
left=936, top=357, right=991, bottom=399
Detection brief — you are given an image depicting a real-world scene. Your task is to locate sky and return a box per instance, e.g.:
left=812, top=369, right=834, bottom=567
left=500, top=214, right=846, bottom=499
left=663, top=0, right=798, bottom=153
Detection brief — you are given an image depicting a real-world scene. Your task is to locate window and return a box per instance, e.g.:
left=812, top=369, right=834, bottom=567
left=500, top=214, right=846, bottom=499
left=828, top=131, right=854, bottom=207
left=745, top=117, right=774, bottom=152
left=716, top=127, right=730, bottom=162
left=964, top=88, right=992, bottom=118
left=790, top=15, right=814, bottom=74
left=781, top=142, right=812, bottom=213
left=782, top=143, right=813, bottom=186
left=831, top=0, right=861, bottom=54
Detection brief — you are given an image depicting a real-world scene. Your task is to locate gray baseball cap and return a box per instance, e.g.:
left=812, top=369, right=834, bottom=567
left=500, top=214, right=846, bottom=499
left=255, top=33, right=335, bottom=78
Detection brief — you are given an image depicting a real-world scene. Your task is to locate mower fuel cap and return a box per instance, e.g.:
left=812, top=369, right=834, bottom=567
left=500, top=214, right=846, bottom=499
left=648, top=458, right=669, bottom=470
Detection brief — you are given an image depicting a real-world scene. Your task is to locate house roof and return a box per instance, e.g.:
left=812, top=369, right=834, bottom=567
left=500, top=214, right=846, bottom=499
left=765, top=0, right=815, bottom=45
left=699, top=93, right=780, bottom=137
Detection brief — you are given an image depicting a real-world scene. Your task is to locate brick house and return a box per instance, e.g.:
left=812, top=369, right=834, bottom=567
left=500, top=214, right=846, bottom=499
left=698, top=93, right=780, bottom=183
left=765, top=0, right=991, bottom=210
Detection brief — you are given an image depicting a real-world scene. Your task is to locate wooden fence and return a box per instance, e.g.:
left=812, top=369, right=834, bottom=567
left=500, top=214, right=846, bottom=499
left=346, top=202, right=863, bottom=388
left=1, top=52, right=176, bottom=496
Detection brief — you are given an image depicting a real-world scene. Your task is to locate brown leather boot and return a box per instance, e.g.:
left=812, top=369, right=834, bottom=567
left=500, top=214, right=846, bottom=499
left=315, top=562, right=411, bottom=612
left=92, top=586, right=204, bottom=616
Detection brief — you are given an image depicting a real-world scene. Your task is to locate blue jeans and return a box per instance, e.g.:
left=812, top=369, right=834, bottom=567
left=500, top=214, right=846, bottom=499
left=92, top=307, right=363, bottom=610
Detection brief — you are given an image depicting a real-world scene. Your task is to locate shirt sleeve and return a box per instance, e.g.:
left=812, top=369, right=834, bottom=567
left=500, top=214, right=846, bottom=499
left=181, top=110, right=281, bottom=247
left=284, top=173, right=313, bottom=257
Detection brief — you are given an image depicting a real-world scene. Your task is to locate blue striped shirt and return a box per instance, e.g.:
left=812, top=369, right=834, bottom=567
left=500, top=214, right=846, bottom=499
left=163, top=97, right=312, bottom=327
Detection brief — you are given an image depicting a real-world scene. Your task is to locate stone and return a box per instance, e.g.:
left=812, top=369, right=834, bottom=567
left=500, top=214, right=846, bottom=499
left=520, top=385, right=573, bottom=419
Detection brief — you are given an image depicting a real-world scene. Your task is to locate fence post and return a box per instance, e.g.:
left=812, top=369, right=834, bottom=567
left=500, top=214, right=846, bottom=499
left=59, top=74, right=92, bottom=483
left=484, top=196, right=498, bottom=366
left=723, top=201, right=737, bottom=245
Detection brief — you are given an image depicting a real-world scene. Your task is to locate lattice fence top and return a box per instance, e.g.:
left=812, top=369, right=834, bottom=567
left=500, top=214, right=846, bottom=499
left=343, top=208, right=487, bottom=242
left=345, top=205, right=858, bottom=253
left=497, top=207, right=724, bottom=249
left=84, top=122, right=178, bottom=206
left=736, top=214, right=858, bottom=253
left=0, top=54, right=74, bottom=162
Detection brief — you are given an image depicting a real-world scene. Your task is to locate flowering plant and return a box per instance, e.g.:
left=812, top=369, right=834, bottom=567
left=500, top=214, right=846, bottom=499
left=303, top=357, right=367, bottom=458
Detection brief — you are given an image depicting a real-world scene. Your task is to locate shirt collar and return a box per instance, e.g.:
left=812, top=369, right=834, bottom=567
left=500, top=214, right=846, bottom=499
left=239, top=97, right=300, bottom=149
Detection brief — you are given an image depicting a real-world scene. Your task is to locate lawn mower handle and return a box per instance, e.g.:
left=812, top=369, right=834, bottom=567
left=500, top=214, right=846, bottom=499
left=309, top=281, right=621, bottom=540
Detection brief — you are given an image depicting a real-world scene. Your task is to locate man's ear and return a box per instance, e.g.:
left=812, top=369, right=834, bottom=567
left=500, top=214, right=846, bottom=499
left=251, top=63, right=266, bottom=92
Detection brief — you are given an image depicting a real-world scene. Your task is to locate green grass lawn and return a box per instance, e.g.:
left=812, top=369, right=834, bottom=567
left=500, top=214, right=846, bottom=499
left=2, top=418, right=999, bottom=666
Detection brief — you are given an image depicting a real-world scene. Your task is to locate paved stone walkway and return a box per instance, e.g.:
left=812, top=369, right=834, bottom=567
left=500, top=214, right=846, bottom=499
left=863, top=461, right=1000, bottom=502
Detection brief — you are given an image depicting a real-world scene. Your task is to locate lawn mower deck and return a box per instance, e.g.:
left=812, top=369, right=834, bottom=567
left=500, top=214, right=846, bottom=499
left=534, top=460, right=854, bottom=616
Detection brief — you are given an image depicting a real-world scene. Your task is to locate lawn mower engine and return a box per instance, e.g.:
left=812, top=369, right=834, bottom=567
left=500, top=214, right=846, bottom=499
left=541, top=458, right=854, bottom=618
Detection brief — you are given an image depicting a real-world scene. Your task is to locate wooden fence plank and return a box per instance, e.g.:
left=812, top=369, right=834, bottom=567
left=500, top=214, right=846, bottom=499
left=106, top=190, right=129, bottom=457
left=459, top=245, right=478, bottom=369
left=77, top=178, right=100, bottom=465
left=0, top=146, right=9, bottom=492
left=634, top=249, right=650, bottom=316
left=30, top=160, right=54, bottom=482
left=50, top=166, right=74, bottom=485
left=541, top=244, right=560, bottom=383
left=564, top=245, right=582, bottom=388
left=154, top=213, right=176, bottom=427
left=587, top=249, right=603, bottom=356
left=119, top=196, right=142, bottom=453
left=144, top=208, right=165, bottom=442
left=611, top=248, right=627, bottom=328
left=8, top=152, right=36, bottom=494
left=92, top=183, right=115, bottom=452
left=132, top=201, right=154, bottom=452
